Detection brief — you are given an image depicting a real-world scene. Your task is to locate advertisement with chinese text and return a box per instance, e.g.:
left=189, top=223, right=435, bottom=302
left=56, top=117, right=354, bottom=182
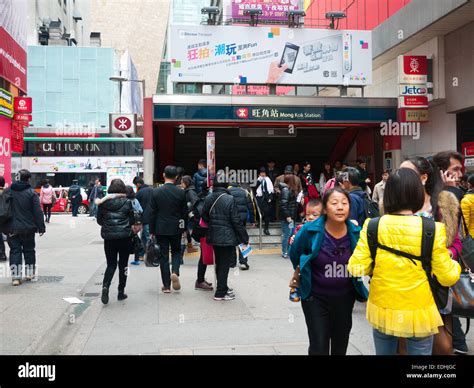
left=170, top=25, right=372, bottom=86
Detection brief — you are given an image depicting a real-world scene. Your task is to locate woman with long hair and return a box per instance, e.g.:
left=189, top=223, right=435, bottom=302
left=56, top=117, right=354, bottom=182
left=40, top=179, right=56, bottom=223
left=400, top=157, right=463, bottom=355
left=319, top=162, right=335, bottom=196
left=96, top=179, right=141, bottom=304
left=348, top=168, right=460, bottom=355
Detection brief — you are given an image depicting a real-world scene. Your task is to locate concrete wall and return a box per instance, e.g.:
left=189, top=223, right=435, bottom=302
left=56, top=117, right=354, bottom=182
left=365, top=36, right=445, bottom=100
left=401, top=102, right=457, bottom=159
left=27, top=0, right=91, bottom=46
left=89, top=0, right=171, bottom=97
left=445, top=21, right=474, bottom=113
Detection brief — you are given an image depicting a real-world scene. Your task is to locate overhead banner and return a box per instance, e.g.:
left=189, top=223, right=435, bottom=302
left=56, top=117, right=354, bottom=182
left=0, top=0, right=28, bottom=92
left=170, top=25, right=372, bottom=86
left=27, top=156, right=143, bottom=173
left=231, top=0, right=301, bottom=22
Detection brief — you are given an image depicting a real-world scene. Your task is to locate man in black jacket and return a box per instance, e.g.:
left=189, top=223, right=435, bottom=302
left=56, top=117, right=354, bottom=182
left=6, top=169, right=45, bottom=286
left=202, top=177, right=249, bottom=301
left=228, top=182, right=254, bottom=270
left=150, top=166, right=187, bottom=293
left=69, top=180, right=82, bottom=217
left=135, top=178, right=153, bottom=261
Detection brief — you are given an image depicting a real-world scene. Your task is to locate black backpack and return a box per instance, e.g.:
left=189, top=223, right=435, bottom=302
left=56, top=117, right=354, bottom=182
left=363, top=193, right=380, bottom=219
left=0, top=189, right=12, bottom=225
left=367, top=216, right=449, bottom=311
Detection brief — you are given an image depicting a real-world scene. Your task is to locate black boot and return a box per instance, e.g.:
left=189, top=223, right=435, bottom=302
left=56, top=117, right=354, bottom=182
left=118, top=291, right=128, bottom=301
left=264, top=229, right=270, bottom=236
left=101, top=286, right=109, bottom=304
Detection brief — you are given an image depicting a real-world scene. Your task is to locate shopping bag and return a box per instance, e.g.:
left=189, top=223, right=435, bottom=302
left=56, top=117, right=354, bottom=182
left=200, top=237, right=214, bottom=265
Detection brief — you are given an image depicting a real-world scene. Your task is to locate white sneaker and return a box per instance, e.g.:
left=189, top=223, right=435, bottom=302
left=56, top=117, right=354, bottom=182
left=214, top=294, right=235, bottom=301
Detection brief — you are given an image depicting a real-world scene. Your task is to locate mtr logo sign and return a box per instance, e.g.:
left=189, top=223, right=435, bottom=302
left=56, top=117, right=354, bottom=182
left=109, top=114, right=136, bottom=135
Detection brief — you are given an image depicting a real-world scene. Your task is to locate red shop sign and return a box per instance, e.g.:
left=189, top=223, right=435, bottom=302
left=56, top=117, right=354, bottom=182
left=13, top=97, right=32, bottom=113
left=11, top=120, right=24, bottom=154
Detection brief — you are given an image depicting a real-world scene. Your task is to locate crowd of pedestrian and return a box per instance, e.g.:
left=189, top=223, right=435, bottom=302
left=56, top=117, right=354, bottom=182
left=1, top=149, right=472, bottom=357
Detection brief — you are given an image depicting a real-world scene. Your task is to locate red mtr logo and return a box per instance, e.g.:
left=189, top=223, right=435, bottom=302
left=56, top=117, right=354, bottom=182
left=114, top=116, right=132, bottom=131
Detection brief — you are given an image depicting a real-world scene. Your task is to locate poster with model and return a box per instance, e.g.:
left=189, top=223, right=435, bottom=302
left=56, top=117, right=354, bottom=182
left=170, top=25, right=371, bottom=86
left=207, top=132, right=216, bottom=188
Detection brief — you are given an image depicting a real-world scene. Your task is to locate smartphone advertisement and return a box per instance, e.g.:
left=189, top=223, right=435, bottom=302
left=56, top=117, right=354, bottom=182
left=170, top=25, right=372, bottom=86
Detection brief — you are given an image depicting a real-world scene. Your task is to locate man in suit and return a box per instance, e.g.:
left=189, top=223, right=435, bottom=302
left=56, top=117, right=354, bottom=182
left=150, top=166, right=188, bottom=293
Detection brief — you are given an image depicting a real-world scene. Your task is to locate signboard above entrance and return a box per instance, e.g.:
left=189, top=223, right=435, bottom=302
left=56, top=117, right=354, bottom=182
left=170, top=25, right=372, bottom=86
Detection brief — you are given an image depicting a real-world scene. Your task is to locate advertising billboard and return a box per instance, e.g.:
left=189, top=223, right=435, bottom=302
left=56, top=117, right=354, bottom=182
left=231, top=0, right=300, bottom=22
left=0, top=0, right=28, bottom=92
left=170, top=25, right=372, bottom=86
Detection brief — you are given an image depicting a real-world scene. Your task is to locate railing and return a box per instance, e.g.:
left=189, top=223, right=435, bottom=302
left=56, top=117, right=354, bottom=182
left=254, top=196, right=263, bottom=250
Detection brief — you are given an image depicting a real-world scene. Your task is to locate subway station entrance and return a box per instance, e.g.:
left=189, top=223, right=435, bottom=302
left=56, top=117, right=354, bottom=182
left=149, top=95, right=398, bottom=183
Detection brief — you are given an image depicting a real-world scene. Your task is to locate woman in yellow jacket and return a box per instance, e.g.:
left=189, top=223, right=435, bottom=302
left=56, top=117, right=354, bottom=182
left=461, top=175, right=474, bottom=237
left=348, top=168, right=461, bottom=355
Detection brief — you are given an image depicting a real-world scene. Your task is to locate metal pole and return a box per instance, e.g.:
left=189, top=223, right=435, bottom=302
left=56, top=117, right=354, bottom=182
left=119, top=81, right=122, bottom=113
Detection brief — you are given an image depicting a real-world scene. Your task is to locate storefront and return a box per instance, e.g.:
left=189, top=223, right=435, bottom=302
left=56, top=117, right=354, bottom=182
left=146, top=95, right=398, bottom=184
left=19, top=137, right=144, bottom=188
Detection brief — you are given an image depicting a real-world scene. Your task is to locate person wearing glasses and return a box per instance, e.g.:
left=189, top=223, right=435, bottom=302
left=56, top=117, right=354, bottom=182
left=289, top=187, right=367, bottom=355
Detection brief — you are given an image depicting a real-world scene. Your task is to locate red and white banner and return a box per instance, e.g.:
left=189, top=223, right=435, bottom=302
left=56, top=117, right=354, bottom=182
left=0, top=0, right=28, bottom=93
left=398, top=55, right=428, bottom=84
left=0, top=116, right=13, bottom=185
left=14, top=97, right=32, bottom=113
left=11, top=120, right=24, bottom=154
left=398, top=96, right=429, bottom=108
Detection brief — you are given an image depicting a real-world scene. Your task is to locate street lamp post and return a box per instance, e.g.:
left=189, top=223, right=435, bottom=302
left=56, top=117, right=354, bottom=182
left=109, top=76, right=146, bottom=114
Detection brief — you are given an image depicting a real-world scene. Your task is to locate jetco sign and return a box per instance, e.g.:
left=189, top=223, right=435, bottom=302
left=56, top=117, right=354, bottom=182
left=109, top=114, right=136, bottom=135
left=399, top=85, right=428, bottom=96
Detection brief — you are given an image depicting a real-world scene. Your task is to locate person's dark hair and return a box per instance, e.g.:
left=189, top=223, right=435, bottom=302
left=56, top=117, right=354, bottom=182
left=303, top=161, right=311, bottom=168
left=283, top=174, right=298, bottom=194
left=405, top=156, right=442, bottom=216
left=307, top=197, right=322, bottom=208
left=177, top=166, right=185, bottom=176
left=181, top=175, right=194, bottom=188
left=384, top=168, right=425, bottom=214
left=322, top=187, right=351, bottom=209
left=164, top=165, right=178, bottom=179
left=383, top=169, right=391, bottom=175
left=468, top=174, right=474, bottom=187
left=18, top=169, right=31, bottom=182
left=198, top=159, right=207, bottom=168
left=461, top=174, right=469, bottom=182
left=0, top=176, right=5, bottom=188
left=342, top=167, right=360, bottom=186
left=132, top=176, right=138, bottom=185
left=125, top=185, right=136, bottom=199
left=135, top=177, right=144, bottom=186
left=259, top=167, right=267, bottom=174
left=43, top=179, right=50, bottom=187
left=356, top=157, right=366, bottom=164
left=432, top=151, right=464, bottom=172
left=108, top=178, right=126, bottom=194
left=323, top=162, right=333, bottom=180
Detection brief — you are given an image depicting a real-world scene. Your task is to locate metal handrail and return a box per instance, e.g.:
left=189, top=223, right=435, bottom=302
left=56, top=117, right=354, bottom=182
left=253, top=195, right=263, bottom=250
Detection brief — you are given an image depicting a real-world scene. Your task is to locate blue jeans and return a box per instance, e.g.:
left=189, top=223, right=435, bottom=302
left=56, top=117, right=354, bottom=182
left=89, top=201, right=97, bottom=217
left=373, top=329, right=434, bottom=355
left=281, top=220, right=294, bottom=255
left=138, top=224, right=150, bottom=257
